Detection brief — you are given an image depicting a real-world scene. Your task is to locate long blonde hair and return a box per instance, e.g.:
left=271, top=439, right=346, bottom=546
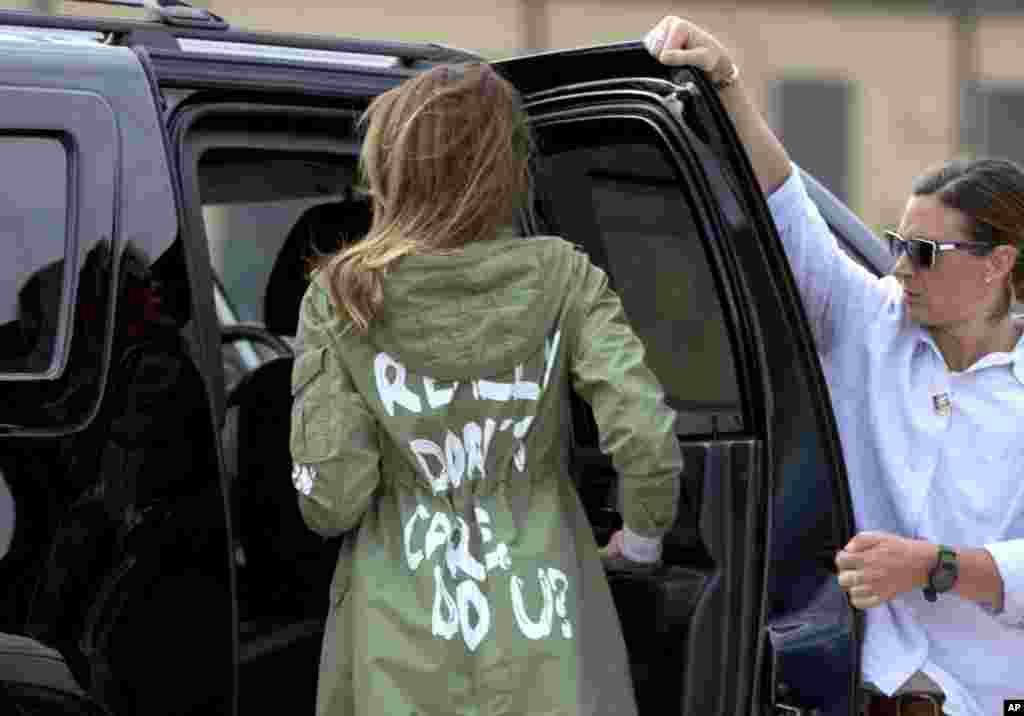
left=319, top=62, right=532, bottom=332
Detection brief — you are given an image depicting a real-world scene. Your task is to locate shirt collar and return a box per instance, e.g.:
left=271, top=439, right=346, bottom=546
left=912, top=315, right=1024, bottom=384
left=1012, top=316, right=1024, bottom=385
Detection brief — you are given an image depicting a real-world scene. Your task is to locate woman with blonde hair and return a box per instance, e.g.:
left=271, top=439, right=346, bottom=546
left=290, top=62, right=682, bottom=715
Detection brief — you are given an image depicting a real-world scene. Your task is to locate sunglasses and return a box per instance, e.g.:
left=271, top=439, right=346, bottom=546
left=883, top=230, right=994, bottom=270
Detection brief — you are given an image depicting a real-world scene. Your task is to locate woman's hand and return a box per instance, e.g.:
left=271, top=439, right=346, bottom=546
left=643, top=15, right=792, bottom=193
left=643, top=16, right=736, bottom=83
left=600, top=529, right=626, bottom=560
left=835, top=531, right=933, bottom=609
left=599, top=529, right=660, bottom=575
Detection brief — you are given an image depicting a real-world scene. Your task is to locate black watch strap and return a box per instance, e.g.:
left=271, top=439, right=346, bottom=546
left=923, top=545, right=958, bottom=603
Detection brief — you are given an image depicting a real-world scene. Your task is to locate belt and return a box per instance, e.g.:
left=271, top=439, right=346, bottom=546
left=862, top=691, right=945, bottom=716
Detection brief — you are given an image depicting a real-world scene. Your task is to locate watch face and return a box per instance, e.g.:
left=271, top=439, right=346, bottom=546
left=932, top=564, right=957, bottom=592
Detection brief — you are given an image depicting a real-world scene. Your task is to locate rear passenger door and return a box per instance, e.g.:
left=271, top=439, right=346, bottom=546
left=498, top=45, right=859, bottom=716
left=0, top=33, right=235, bottom=716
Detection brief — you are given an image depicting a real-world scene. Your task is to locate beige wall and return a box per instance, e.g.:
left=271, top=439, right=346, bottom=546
left=9, top=1, right=1024, bottom=231
left=977, top=16, right=1024, bottom=82
left=543, top=3, right=960, bottom=229
left=205, top=0, right=530, bottom=57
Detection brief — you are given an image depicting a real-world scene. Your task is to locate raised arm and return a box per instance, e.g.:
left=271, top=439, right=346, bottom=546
left=645, top=16, right=892, bottom=356
left=645, top=16, right=790, bottom=195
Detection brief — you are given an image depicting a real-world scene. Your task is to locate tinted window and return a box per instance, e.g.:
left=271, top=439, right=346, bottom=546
left=532, top=119, right=743, bottom=436
left=0, top=137, right=69, bottom=377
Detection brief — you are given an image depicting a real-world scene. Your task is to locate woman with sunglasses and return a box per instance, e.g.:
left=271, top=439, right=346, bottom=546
left=644, top=15, right=1023, bottom=716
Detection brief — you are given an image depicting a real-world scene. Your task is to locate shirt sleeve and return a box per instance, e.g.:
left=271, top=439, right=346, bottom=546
left=290, top=282, right=381, bottom=538
left=766, top=164, right=891, bottom=356
left=570, top=255, right=683, bottom=548
left=983, top=539, right=1024, bottom=628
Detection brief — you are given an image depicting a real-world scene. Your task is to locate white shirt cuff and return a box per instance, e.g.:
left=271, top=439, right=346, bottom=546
left=622, top=526, right=662, bottom=564
left=983, top=539, right=1024, bottom=628
left=765, top=163, right=804, bottom=219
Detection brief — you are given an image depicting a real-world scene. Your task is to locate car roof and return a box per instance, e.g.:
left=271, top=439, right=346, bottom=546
left=0, top=7, right=481, bottom=70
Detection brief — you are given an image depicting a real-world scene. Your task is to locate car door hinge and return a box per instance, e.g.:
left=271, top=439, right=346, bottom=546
left=663, top=81, right=699, bottom=124
left=775, top=706, right=818, bottom=716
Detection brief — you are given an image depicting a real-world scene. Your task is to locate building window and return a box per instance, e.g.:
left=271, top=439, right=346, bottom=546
left=972, top=83, right=1024, bottom=167
left=770, top=77, right=854, bottom=205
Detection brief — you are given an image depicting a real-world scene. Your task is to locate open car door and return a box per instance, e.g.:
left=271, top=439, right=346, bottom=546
left=496, top=44, right=860, bottom=716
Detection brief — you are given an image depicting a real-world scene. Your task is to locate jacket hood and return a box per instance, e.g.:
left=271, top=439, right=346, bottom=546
left=361, top=234, right=576, bottom=382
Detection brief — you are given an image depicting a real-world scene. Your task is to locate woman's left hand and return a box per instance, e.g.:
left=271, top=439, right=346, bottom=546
left=600, top=529, right=626, bottom=560
left=835, top=531, right=934, bottom=609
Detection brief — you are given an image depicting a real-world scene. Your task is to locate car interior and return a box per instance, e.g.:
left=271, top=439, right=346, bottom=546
left=194, top=132, right=361, bottom=712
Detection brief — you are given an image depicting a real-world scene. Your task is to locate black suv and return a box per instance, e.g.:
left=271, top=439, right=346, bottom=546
left=0, top=2, right=895, bottom=715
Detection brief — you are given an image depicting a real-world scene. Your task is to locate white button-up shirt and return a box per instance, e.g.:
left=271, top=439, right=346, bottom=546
left=767, top=166, right=1024, bottom=716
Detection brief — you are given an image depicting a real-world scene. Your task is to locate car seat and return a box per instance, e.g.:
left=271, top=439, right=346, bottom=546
left=262, top=196, right=372, bottom=337
left=0, top=633, right=109, bottom=715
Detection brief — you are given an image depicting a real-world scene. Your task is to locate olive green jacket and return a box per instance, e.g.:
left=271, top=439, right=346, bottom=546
left=290, top=235, right=682, bottom=716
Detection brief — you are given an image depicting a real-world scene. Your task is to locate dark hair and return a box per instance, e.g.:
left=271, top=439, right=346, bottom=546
left=317, top=62, right=533, bottom=333
left=912, top=157, right=1024, bottom=317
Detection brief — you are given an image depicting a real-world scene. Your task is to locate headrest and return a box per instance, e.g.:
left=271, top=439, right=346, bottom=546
left=263, top=199, right=372, bottom=336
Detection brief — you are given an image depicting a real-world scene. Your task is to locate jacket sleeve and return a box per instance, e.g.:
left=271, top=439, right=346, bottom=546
left=290, top=282, right=381, bottom=538
left=569, top=254, right=683, bottom=545
left=767, top=164, right=892, bottom=357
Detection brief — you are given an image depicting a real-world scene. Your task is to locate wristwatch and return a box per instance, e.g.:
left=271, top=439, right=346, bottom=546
left=712, top=61, right=740, bottom=91
left=923, top=545, right=958, bottom=602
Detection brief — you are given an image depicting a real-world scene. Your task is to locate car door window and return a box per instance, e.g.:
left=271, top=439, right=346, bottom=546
left=0, top=136, right=69, bottom=377
left=531, top=118, right=744, bottom=437
left=193, top=138, right=365, bottom=389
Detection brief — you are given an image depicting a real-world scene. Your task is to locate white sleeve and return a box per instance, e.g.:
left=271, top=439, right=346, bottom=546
left=766, top=165, right=892, bottom=356
left=983, top=539, right=1024, bottom=628
left=621, top=526, right=662, bottom=564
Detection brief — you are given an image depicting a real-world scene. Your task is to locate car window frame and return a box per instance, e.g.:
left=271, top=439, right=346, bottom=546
left=0, top=85, right=119, bottom=437
left=0, top=133, right=75, bottom=382
left=526, top=110, right=752, bottom=438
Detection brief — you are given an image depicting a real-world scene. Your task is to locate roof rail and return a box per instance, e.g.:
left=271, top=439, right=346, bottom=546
left=0, top=6, right=483, bottom=67
left=69, top=0, right=228, bottom=30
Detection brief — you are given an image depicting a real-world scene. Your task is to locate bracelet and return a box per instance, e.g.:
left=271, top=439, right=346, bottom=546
left=712, top=61, right=740, bottom=91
